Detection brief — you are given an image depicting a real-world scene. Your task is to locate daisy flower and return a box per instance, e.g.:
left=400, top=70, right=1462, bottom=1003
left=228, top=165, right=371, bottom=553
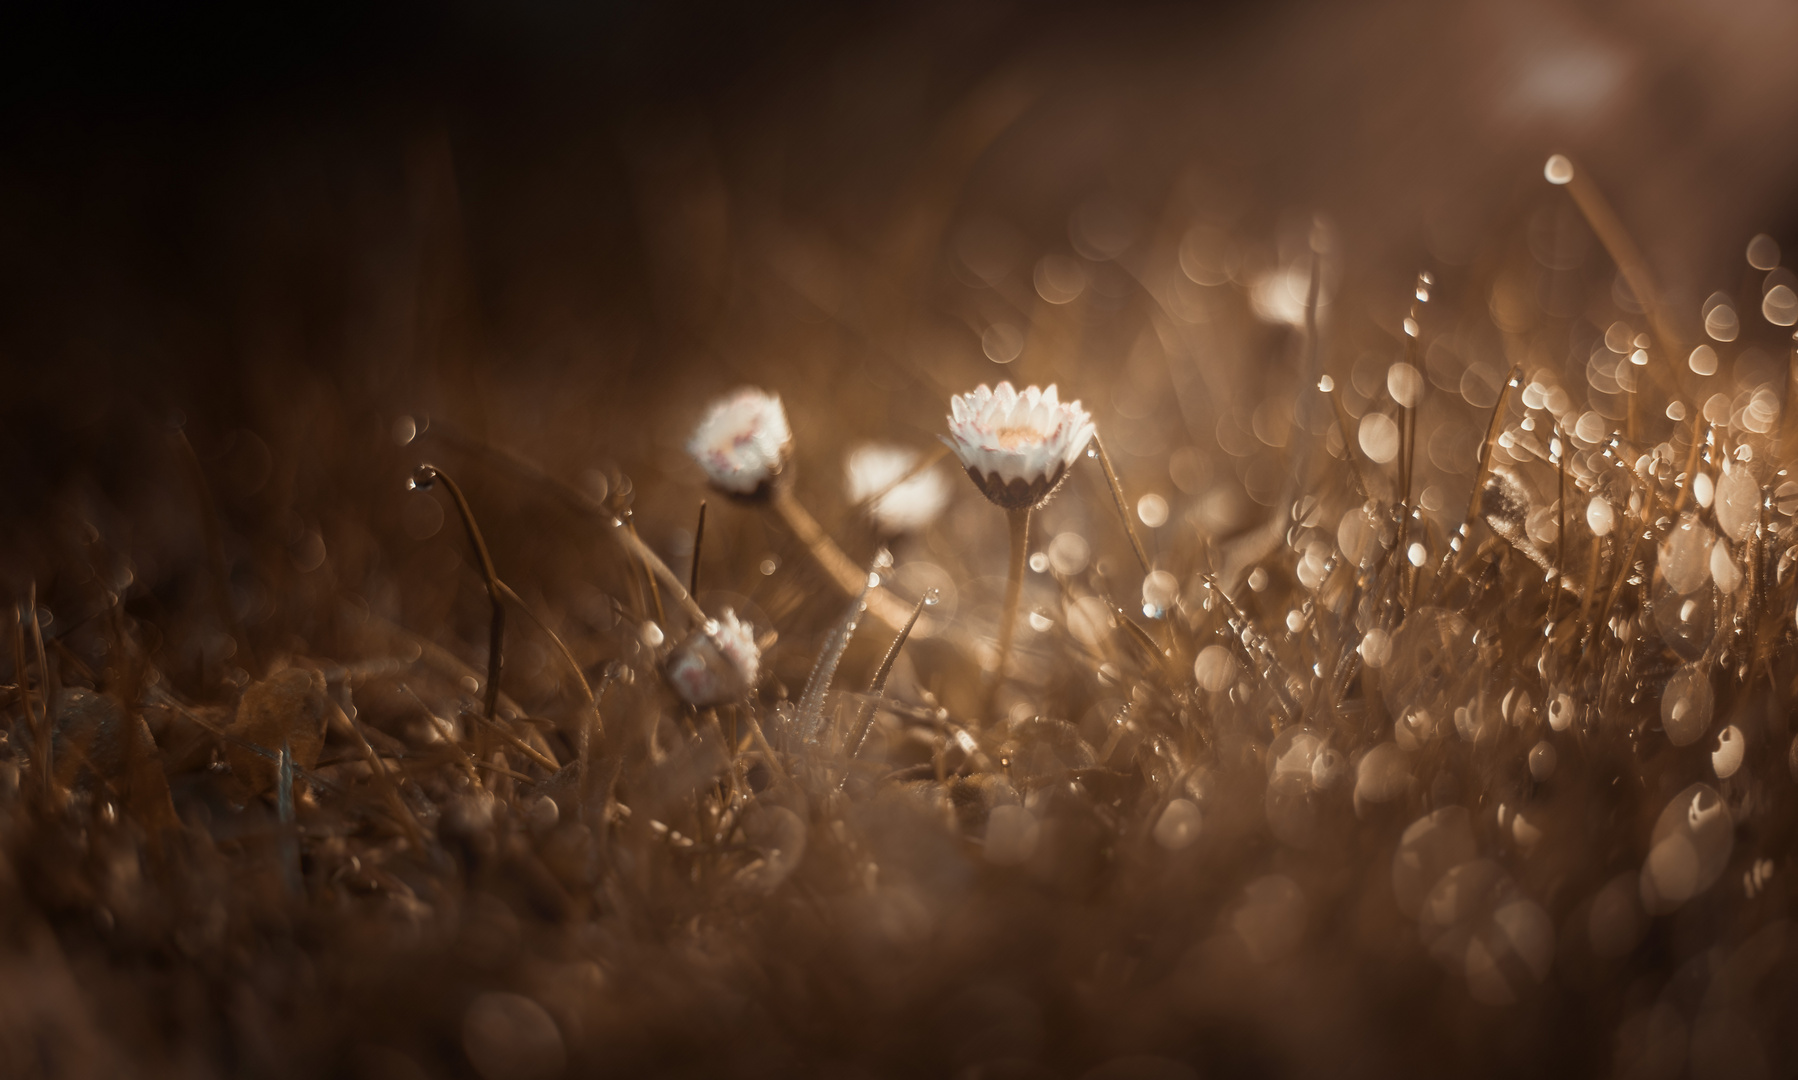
left=943, top=382, right=1095, bottom=510
left=687, top=388, right=792, bottom=498
left=664, top=608, right=761, bottom=706
left=845, top=443, right=951, bottom=534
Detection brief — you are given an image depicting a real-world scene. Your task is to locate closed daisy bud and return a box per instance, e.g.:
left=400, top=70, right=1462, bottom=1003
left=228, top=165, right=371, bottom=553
left=664, top=609, right=761, bottom=706
left=943, top=382, right=1095, bottom=510
left=845, top=442, right=950, bottom=534
left=687, top=388, right=793, bottom=499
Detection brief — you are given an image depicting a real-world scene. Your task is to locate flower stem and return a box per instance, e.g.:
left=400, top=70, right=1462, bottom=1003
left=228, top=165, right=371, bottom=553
left=989, top=505, right=1032, bottom=718
left=770, top=485, right=916, bottom=633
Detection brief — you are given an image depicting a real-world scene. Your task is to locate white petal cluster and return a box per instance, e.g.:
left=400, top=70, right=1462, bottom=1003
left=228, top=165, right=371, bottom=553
left=844, top=443, right=950, bottom=534
left=944, top=382, right=1094, bottom=505
left=687, top=388, right=792, bottom=496
left=665, top=609, right=761, bottom=706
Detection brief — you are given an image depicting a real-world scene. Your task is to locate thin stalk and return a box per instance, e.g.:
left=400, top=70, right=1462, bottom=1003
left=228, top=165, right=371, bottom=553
left=343, top=707, right=427, bottom=852
left=411, top=465, right=504, bottom=723
left=1432, top=366, right=1521, bottom=603
left=1091, top=433, right=1151, bottom=577
left=987, top=506, right=1032, bottom=718
left=1549, top=428, right=1568, bottom=633
left=27, top=585, right=54, bottom=803
left=627, top=516, right=666, bottom=626
left=422, top=425, right=710, bottom=626
left=849, top=593, right=929, bottom=762
left=689, top=500, right=707, bottom=598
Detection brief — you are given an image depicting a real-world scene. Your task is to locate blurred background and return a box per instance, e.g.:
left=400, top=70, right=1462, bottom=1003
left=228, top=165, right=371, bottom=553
left=6, top=0, right=1798, bottom=531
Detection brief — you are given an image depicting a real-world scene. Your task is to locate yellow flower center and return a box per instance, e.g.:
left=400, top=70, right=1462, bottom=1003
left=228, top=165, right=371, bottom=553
left=994, top=425, right=1042, bottom=449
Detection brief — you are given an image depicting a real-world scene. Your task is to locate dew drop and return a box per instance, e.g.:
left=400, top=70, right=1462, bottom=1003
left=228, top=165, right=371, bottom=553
left=1640, top=783, right=1732, bottom=914
left=1547, top=693, right=1574, bottom=732
left=1689, top=344, right=1719, bottom=376
left=1587, top=497, right=1615, bottom=537
left=1658, top=515, right=1715, bottom=595
left=1029, top=552, right=1050, bottom=573
left=1194, top=645, right=1236, bottom=692
left=1389, top=363, right=1424, bottom=408
left=1528, top=740, right=1557, bottom=781
left=1358, top=628, right=1392, bottom=669
left=1137, top=493, right=1169, bottom=528
left=1359, top=413, right=1401, bottom=463
left=1660, top=663, right=1714, bottom=747
left=1764, top=284, right=1798, bottom=327
left=1710, top=540, right=1741, bottom=594
left=1714, top=467, right=1759, bottom=541
left=1747, top=233, right=1780, bottom=271
left=1704, top=296, right=1740, bottom=342
left=1355, top=742, right=1411, bottom=805
left=1544, top=154, right=1574, bottom=184
left=1693, top=472, right=1715, bottom=508
left=1143, top=570, right=1179, bottom=612
left=1712, top=725, right=1745, bottom=779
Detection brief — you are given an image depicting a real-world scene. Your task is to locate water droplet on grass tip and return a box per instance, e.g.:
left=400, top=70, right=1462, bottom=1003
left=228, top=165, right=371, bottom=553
left=1029, top=552, right=1049, bottom=573
left=1544, top=155, right=1574, bottom=184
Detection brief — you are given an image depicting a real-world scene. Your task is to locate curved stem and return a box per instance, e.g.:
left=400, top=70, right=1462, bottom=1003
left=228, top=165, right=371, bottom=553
left=770, top=485, right=916, bottom=632
left=413, top=465, right=504, bottom=722
left=988, top=506, right=1032, bottom=718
